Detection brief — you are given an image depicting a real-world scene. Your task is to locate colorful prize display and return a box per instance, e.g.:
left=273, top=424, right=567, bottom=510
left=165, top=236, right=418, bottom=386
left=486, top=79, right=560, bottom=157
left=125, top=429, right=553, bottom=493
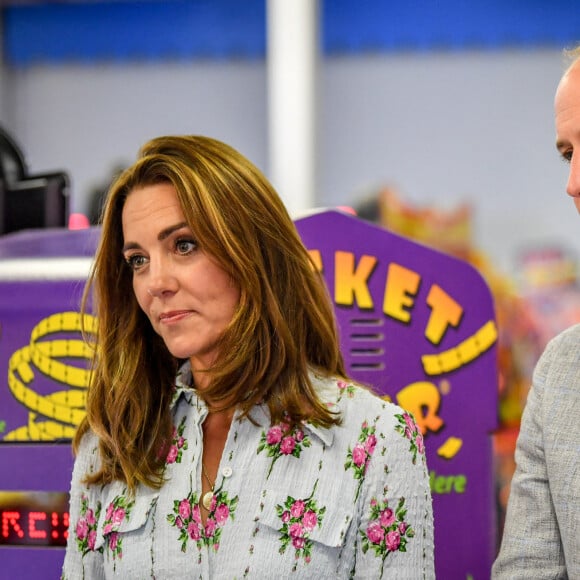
left=0, top=214, right=498, bottom=578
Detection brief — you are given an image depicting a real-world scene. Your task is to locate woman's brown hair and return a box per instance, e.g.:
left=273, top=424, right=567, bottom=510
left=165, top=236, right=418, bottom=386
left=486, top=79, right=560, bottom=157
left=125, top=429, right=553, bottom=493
left=75, top=135, right=347, bottom=492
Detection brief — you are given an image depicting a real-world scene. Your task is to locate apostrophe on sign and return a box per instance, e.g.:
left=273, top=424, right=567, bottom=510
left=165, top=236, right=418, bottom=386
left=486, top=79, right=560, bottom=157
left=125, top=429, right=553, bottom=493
left=437, top=436, right=463, bottom=459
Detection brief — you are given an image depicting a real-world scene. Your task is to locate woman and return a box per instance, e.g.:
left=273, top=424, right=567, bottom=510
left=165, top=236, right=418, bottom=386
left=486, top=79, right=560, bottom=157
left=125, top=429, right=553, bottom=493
left=62, top=135, right=435, bottom=578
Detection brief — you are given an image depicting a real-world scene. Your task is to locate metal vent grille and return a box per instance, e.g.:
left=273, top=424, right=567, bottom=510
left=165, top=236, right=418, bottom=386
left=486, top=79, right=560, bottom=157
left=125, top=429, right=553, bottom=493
left=347, top=317, right=385, bottom=371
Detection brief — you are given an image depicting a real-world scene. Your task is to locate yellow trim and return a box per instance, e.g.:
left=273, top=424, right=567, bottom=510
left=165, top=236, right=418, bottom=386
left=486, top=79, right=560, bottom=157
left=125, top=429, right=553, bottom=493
left=421, top=320, right=497, bottom=376
left=3, top=311, right=96, bottom=442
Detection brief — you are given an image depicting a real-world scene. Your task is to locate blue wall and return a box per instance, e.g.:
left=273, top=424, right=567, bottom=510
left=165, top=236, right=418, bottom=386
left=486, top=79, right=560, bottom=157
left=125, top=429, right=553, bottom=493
left=3, top=0, right=579, bottom=67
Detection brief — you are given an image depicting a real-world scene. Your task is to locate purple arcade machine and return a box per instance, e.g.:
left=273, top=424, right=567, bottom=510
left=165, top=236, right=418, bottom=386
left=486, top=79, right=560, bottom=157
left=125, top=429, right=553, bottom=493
left=0, top=211, right=498, bottom=578
left=295, top=211, right=498, bottom=578
left=0, top=227, right=99, bottom=579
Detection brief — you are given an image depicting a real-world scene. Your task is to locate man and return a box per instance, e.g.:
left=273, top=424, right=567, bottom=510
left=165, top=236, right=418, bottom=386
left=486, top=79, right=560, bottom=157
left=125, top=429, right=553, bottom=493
left=492, top=48, right=580, bottom=579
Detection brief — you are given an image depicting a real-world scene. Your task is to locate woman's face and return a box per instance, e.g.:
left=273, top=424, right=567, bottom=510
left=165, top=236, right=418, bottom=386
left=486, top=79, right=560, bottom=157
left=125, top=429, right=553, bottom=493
left=121, top=183, right=240, bottom=372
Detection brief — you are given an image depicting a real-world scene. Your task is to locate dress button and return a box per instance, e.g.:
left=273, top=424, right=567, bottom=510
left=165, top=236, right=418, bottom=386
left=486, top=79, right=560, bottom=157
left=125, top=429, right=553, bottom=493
left=222, top=466, right=233, bottom=478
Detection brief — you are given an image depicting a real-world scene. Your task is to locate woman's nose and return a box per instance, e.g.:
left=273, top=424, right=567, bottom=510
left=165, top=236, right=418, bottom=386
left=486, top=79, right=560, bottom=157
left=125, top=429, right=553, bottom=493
left=146, top=260, right=178, bottom=298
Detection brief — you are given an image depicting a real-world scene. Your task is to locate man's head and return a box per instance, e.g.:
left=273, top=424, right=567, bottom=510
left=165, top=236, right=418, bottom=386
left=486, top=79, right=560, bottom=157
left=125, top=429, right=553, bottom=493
left=555, top=49, right=580, bottom=211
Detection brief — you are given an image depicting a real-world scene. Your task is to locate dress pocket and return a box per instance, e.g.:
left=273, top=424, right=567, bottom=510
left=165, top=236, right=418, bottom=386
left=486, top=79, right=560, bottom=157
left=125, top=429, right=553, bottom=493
left=256, top=486, right=355, bottom=552
left=93, top=483, right=159, bottom=554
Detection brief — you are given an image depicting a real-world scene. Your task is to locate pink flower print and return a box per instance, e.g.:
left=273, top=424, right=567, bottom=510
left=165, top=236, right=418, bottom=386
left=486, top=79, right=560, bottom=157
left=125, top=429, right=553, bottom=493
left=290, top=500, right=305, bottom=518
left=352, top=444, right=366, bottom=467
left=214, top=503, right=230, bottom=526
left=403, top=412, right=415, bottom=431
left=87, top=530, right=97, bottom=551
left=364, top=434, right=377, bottom=454
left=266, top=425, right=283, bottom=445
left=209, top=495, right=217, bottom=512
left=379, top=508, right=395, bottom=527
left=302, top=510, right=317, bottom=532
left=385, top=530, right=401, bottom=551
left=289, top=522, right=304, bottom=538
left=167, top=445, right=179, bottom=464
left=280, top=436, right=296, bottom=455
left=395, top=411, right=425, bottom=464
left=361, top=496, right=414, bottom=575
left=345, top=421, right=378, bottom=501
left=416, top=432, right=425, bottom=454
left=258, top=421, right=312, bottom=478
left=336, top=380, right=356, bottom=401
left=179, top=499, right=191, bottom=521
left=165, top=416, right=189, bottom=465
left=188, top=521, right=201, bottom=541
left=112, top=507, right=126, bottom=526
left=168, top=489, right=238, bottom=554
left=101, top=495, right=134, bottom=561
left=76, top=518, right=88, bottom=540
left=205, top=517, right=217, bottom=538
left=109, top=532, right=118, bottom=552
left=275, top=482, right=325, bottom=566
left=366, top=522, right=385, bottom=545
left=85, top=509, right=96, bottom=526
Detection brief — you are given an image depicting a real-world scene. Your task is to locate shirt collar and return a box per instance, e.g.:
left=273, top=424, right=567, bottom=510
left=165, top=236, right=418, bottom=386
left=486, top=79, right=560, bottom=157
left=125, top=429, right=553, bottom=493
left=169, top=362, right=337, bottom=447
left=302, top=421, right=335, bottom=447
left=171, top=360, right=199, bottom=409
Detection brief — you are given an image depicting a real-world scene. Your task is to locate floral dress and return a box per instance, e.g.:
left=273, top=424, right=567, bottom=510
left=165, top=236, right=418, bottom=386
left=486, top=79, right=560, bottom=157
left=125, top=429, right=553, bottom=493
left=62, top=365, right=434, bottom=579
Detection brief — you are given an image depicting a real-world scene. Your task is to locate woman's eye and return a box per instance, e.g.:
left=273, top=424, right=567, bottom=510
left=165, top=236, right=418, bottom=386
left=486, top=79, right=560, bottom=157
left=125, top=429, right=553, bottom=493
left=562, top=150, right=573, bottom=163
left=176, top=239, right=197, bottom=255
left=125, top=254, right=147, bottom=271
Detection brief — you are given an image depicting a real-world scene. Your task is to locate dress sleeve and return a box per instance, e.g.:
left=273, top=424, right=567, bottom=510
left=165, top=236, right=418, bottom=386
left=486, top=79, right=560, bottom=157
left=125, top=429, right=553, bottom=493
left=492, top=336, right=567, bottom=579
left=61, top=431, right=106, bottom=580
left=354, top=406, right=435, bottom=579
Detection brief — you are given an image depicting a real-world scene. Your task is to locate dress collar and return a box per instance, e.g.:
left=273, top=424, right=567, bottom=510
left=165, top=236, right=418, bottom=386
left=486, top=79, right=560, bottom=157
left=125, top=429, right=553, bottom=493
left=170, top=361, right=336, bottom=447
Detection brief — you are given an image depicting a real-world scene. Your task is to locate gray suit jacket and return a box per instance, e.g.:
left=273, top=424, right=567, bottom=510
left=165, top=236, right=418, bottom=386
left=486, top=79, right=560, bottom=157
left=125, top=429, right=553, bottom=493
left=493, top=324, right=580, bottom=579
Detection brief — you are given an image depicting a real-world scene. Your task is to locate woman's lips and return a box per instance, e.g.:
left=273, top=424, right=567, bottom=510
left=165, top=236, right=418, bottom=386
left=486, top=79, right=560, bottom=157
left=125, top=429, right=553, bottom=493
left=159, top=310, right=192, bottom=324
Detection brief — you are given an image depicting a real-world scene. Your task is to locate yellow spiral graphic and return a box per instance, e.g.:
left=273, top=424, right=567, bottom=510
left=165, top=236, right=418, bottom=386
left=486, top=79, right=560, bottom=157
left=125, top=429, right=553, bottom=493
left=3, top=311, right=97, bottom=441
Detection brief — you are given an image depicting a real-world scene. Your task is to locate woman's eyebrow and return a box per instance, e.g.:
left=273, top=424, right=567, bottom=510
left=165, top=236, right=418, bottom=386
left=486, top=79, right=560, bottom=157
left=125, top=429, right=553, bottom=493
left=122, top=222, right=189, bottom=252
left=158, top=222, right=189, bottom=241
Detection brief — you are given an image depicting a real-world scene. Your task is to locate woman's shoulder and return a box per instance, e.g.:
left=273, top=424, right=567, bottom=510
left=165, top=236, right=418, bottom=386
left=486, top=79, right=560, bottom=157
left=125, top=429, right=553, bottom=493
left=310, top=372, right=426, bottom=465
left=311, top=371, right=413, bottom=429
left=73, top=428, right=102, bottom=474
left=77, top=427, right=99, bottom=450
